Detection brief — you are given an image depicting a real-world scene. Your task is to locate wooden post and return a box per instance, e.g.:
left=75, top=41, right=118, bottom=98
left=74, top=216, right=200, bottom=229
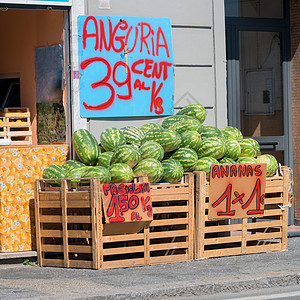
left=241, top=218, right=247, bottom=254
left=91, top=179, right=100, bottom=269
left=61, top=180, right=69, bottom=268
left=194, top=171, right=206, bottom=260
left=185, top=173, right=194, bottom=261
left=139, top=176, right=150, bottom=265
left=99, top=184, right=104, bottom=269
left=34, top=180, right=42, bottom=266
left=282, top=167, right=289, bottom=250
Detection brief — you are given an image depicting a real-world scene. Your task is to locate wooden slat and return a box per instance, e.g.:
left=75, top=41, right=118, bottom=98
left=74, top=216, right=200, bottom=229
left=204, top=235, right=242, bottom=245
left=247, top=232, right=282, bottom=241
left=6, top=130, right=32, bottom=137
left=149, top=254, right=188, bottom=265
left=39, top=192, right=61, bottom=201
left=40, top=230, right=92, bottom=238
left=150, top=217, right=189, bottom=227
left=103, top=245, right=145, bottom=256
left=42, top=259, right=64, bottom=268
left=263, top=209, right=283, bottom=217
left=69, top=260, right=93, bottom=269
left=204, top=223, right=242, bottom=233
left=151, top=194, right=189, bottom=201
left=244, top=243, right=282, bottom=253
left=39, top=201, right=91, bottom=208
left=150, top=241, right=188, bottom=251
left=150, top=187, right=189, bottom=196
left=150, top=229, right=188, bottom=239
left=102, top=258, right=145, bottom=269
left=102, top=233, right=144, bottom=243
left=66, top=191, right=90, bottom=201
left=265, top=186, right=284, bottom=193
left=264, top=197, right=283, bottom=205
left=203, top=247, right=242, bottom=258
left=247, top=220, right=282, bottom=229
left=40, top=215, right=62, bottom=223
left=42, top=244, right=93, bottom=253
left=153, top=206, right=188, bottom=214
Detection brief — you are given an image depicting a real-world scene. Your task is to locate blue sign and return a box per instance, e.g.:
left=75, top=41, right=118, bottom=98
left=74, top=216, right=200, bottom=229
left=77, top=16, right=174, bottom=118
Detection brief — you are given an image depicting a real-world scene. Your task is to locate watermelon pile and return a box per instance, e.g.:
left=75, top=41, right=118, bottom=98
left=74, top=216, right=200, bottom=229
left=43, top=103, right=279, bottom=185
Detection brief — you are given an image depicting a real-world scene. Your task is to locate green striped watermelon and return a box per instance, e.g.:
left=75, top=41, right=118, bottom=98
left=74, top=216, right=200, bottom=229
left=110, top=145, right=141, bottom=168
left=140, top=123, right=163, bottom=133
left=180, top=130, right=202, bottom=152
left=196, top=124, right=205, bottom=134
left=81, top=166, right=111, bottom=183
left=220, top=126, right=243, bottom=141
left=256, top=154, right=278, bottom=176
left=236, top=157, right=258, bottom=164
left=197, top=137, right=226, bottom=160
left=161, top=158, right=184, bottom=183
left=161, top=115, right=201, bottom=129
left=139, top=141, right=164, bottom=161
left=194, top=157, right=219, bottom=180
left=42, top=164, right=67, bottom=185
left=72, top=129, right=100, bottom=166
left=224, top=139, right=241, bottom=161
left=100, top=127, right=126, bottom=152
left=239, top=138, right=260, bottom=157
left=119, top=126, right=145, bottom=146
left=199, top=125, right=223, bottom=139
left=97, top=152, right=114, bottom=168
left=163, top=150, right=176, bottom=160
left=65, top=166, right=90, bottom=188
left=176, top=103, right=207, bottom=124
left=63, top=160, right=86, bottom=171
left=142, top=129, right=181, bottom=153
left=133, top=158, right=163, bottom=183
left=171, top=147, right=198, bottom=171
left=109, top=163, right=134, bottom=183
left=169, top=121, right=200, bottom=135
left=219, top=157, right=236, bottom=164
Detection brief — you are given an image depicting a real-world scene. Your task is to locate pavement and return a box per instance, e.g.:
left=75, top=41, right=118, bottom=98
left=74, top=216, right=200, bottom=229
left=0, top=234, right=300, bottom=300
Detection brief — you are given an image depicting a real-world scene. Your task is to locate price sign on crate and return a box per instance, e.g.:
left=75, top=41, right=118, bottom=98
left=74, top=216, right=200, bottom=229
left=209, top=164, right=267, bottom=220
left=102, top=182, right=153, bottom=223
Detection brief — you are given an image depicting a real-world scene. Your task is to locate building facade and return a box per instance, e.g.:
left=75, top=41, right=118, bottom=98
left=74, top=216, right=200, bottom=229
left=0, top=0, right=298, bottom=224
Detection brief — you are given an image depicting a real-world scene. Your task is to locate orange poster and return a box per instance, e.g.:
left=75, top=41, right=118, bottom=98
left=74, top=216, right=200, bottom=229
left=209, top=164, right=267, bottom=220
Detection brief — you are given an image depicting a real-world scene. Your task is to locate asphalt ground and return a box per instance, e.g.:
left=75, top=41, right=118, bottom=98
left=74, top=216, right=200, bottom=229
left=0, top=236, right=299, bottom=300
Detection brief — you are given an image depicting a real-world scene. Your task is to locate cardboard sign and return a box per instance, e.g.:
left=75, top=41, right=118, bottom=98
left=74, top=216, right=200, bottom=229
left=209, top=164, right=267, bottom=220
left=77, top=16, right=174, bottom=118
left=102, top=182, right=153, bottom=224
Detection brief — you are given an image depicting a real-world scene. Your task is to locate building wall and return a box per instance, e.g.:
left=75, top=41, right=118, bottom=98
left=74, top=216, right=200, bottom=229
left=290, top=0, right=300, bottom=222
left=72, top=0, right=227, bottom=139
left=0, top=9, right=64, bottom=144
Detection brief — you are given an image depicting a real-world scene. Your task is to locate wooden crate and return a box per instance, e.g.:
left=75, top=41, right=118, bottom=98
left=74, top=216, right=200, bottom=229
left=0, top=107, right=32, bottom=145
left=194, top=167, right=290, bottom=259
left=34, top=173, right=194, bottom=269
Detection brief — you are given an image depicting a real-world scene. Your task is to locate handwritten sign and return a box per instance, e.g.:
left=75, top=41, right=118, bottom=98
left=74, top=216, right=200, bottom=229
left=77, top=16, right=174, bottom=118
left=102, top=182, right=153, bottom=223
left=209, top=164, right=267, bottom=220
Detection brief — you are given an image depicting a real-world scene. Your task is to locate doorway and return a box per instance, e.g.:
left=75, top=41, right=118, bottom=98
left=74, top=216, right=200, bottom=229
left=0, top=6, right=71, bottom=145
left=225, top=0, right=292, bottom=167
